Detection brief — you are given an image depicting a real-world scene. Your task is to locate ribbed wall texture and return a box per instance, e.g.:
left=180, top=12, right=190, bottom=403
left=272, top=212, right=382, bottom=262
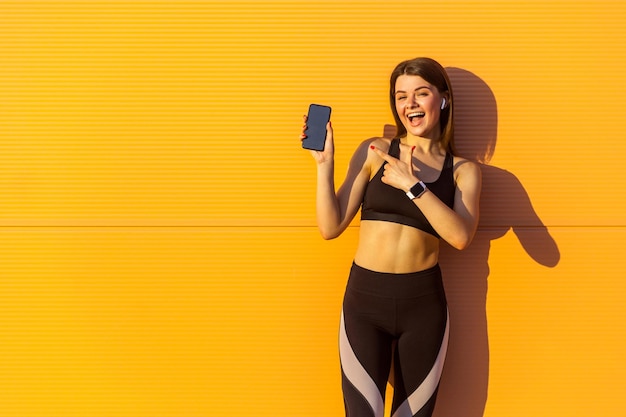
left=1, top=1, right=625, bottom=416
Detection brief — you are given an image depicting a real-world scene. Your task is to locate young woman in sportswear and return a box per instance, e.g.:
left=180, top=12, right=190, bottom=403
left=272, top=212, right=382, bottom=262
left=300, top=57, right=482, bottom=417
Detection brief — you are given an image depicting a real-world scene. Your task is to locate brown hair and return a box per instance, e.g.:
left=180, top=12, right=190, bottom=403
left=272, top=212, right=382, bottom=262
left=389, top=57, right=456, bottom=154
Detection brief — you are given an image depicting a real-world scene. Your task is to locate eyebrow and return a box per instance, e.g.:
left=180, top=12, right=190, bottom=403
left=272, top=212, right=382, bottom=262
left=394, top=86, right=432, bottom=95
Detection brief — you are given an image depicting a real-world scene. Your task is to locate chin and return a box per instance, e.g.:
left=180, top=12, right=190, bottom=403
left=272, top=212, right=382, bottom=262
left=408, top=128, right=429, bottom=138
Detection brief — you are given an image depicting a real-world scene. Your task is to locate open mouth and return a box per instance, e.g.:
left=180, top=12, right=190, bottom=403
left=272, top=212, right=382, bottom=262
left=407, top=112, right=425, bottom=125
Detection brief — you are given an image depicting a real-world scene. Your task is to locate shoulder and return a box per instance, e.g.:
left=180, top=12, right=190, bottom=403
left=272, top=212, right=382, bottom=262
left=344, top=137, right=392, bottom=180
left=452, top=156, right=482, bottom=186
left=359, top=136, right=392, bottom=152
left=350, top=136, right=391, bottom=164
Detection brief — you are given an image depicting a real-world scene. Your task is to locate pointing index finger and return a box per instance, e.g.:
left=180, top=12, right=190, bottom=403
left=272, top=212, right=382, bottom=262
left=370, top=145, right=396, bottom=163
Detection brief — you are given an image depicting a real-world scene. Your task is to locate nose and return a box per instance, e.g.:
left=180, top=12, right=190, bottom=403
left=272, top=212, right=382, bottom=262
left=408, top=93, right=419, bottom=107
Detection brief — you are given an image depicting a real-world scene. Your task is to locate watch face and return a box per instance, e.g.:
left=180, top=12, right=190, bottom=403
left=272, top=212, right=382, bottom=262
left=410, top=182, right=426, bottom=195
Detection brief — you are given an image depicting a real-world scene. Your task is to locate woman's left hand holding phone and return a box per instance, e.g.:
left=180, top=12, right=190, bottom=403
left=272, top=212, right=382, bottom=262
left=300, top=115, right=334, bottom=165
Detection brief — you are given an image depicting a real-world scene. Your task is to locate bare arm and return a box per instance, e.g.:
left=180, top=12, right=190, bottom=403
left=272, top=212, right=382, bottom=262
left=302, top=119, right=373, bottom=239
left=371, top=143, right=482, bottom=249
left=418, top=160, right=481, bottom=249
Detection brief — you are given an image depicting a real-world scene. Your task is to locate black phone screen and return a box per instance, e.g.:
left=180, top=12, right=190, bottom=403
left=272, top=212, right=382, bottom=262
left=302, top=104, right=331, bottom=151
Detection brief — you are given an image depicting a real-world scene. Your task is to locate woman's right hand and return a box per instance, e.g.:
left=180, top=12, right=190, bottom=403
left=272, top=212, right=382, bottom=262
left=300, top=115, right=334, bottom=165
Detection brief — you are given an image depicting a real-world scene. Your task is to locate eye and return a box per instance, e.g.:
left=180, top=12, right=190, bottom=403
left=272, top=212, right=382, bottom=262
left=415, top=88, right=430, bottom=97
left=396, top=95, right=407, bottom=101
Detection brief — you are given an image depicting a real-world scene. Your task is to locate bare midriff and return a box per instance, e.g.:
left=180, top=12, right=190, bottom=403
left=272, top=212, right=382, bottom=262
left=354, top=220, right=440, bottom=274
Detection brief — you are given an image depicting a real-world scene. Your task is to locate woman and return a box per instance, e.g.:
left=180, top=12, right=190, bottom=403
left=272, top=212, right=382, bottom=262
left=300, top=57, right=481, bottom=417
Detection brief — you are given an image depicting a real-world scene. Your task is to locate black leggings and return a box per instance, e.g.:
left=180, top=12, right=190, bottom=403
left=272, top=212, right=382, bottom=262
left=340, top=262, right=449, bottom=417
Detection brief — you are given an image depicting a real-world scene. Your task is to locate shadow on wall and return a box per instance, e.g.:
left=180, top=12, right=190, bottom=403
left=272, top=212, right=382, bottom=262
left=412, top=67, right=559, bottom=417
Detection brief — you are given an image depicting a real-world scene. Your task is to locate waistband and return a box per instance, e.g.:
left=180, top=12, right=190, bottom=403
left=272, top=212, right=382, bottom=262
left=347, top=262, right=444, bottom=298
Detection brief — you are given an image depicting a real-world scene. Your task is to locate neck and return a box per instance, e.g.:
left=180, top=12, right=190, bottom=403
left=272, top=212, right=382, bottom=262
left=402, top=134, right=444, bottom=155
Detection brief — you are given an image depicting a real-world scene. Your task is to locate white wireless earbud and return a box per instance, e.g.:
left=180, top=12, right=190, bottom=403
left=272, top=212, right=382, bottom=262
left=440, top=99, right=447, bottom=110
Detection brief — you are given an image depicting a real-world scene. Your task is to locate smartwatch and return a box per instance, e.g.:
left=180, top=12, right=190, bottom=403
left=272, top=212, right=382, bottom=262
left=406, top=181, right=427, bottom=200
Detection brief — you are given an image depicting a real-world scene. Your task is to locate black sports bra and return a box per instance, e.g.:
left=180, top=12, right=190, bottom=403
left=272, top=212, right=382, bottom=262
left=360, top=138, right=456, bottom=238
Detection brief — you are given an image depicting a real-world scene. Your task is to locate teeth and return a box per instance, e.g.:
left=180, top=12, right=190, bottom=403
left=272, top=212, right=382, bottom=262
left=408, top=112, right=425, bottom=119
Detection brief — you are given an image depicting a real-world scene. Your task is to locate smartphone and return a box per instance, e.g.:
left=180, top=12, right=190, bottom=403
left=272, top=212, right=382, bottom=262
left=302, top=104, right=331, bottom=151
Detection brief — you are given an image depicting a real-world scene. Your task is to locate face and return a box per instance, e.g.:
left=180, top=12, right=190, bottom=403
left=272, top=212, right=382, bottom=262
left=394, top=74, right=446, bottom=140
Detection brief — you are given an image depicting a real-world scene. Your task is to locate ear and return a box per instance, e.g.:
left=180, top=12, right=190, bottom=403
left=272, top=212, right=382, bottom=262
left=440, top=93, right=451, bottom=110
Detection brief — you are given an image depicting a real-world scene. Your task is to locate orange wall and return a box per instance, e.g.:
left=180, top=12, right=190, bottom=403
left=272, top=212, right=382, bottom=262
left=1, top=1, right=625, bottom=416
